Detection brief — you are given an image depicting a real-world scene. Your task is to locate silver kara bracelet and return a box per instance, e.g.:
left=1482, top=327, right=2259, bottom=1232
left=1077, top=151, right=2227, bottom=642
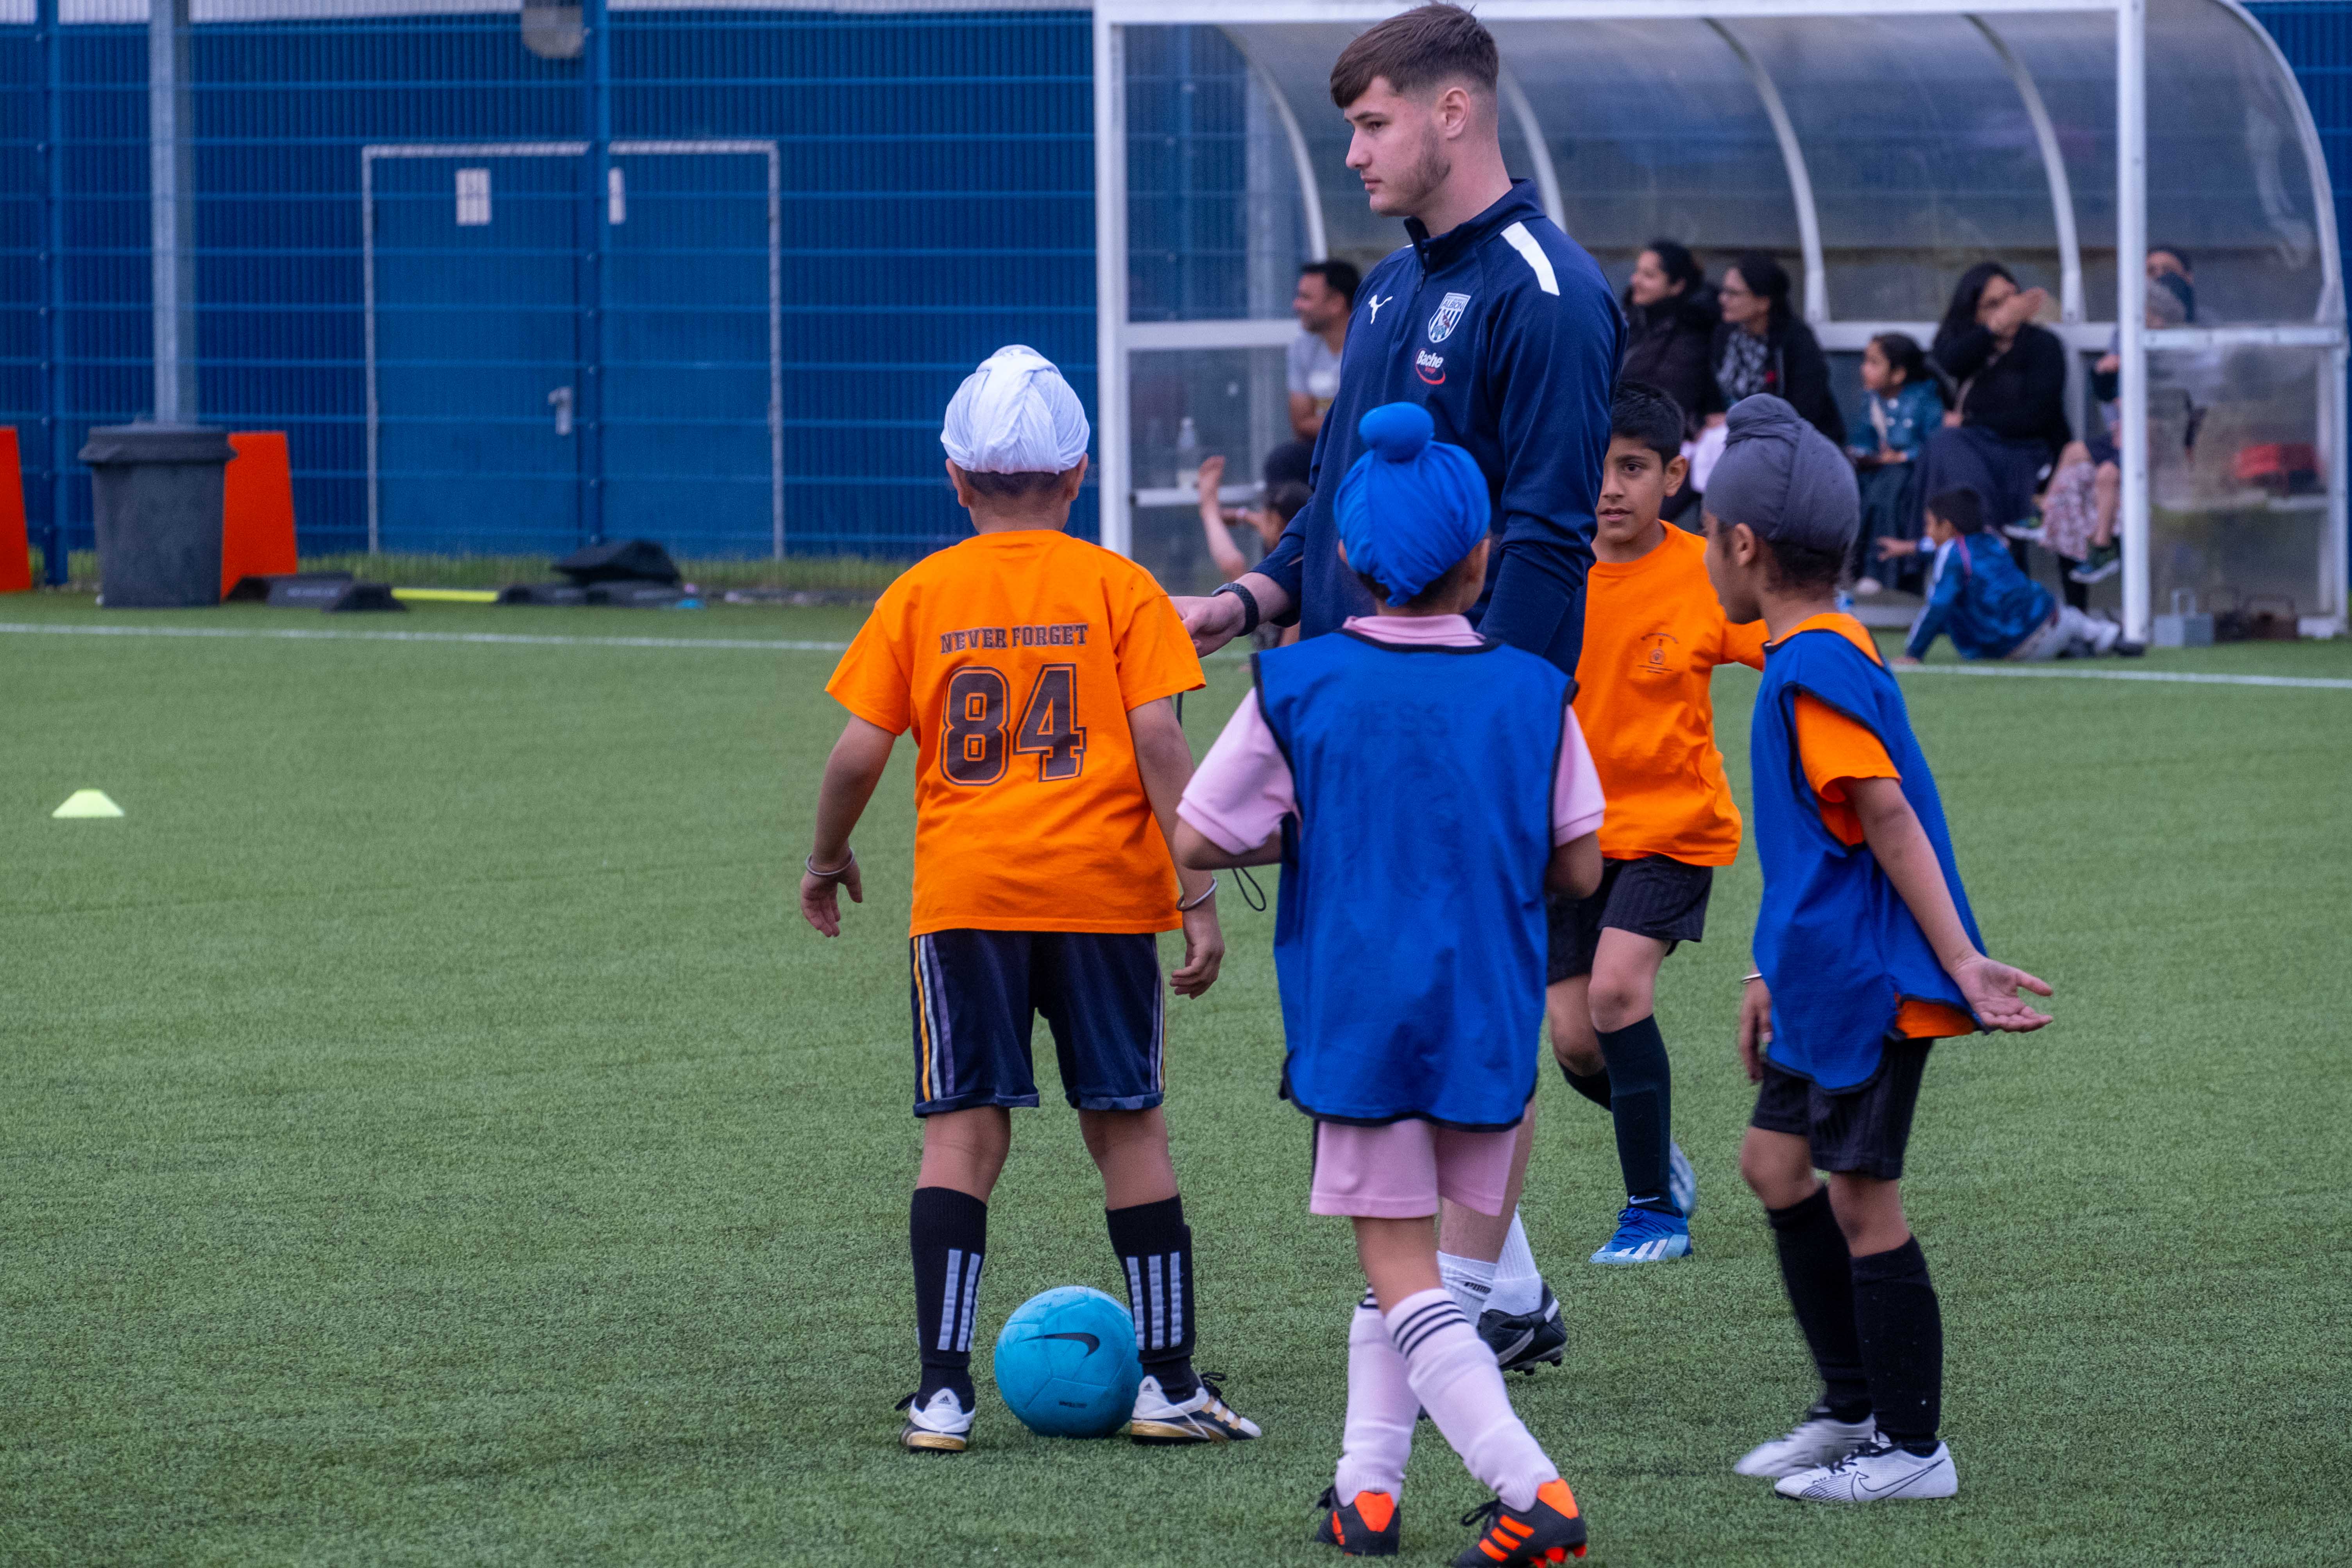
left=805, top=850, right=857, bottom=879
left=1741, top=971, right=1765, bottom=985
left=1177, top=877, right=1219, bottom=912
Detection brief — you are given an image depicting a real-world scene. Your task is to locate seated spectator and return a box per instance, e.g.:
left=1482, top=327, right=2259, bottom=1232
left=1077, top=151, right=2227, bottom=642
left=1194, top=453, right=1307, bottom=648
left=1707, top=253, right=1845, bottom=449
left=1849, top=331, right=1945, bottom=594
left=2046, top=271, right=2195, bottom=600
left=1620, top=240, right=1717, bottom=435
left=1919, top=262, right=2071, bottom=564
left=1880, top=488, right=2142, bottom=663
left=2146, top=243, right=2196, bottom=320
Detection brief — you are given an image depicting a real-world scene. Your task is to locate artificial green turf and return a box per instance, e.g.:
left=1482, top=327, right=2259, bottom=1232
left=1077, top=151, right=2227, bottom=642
left=2, top=592, right=2348, bottom=1566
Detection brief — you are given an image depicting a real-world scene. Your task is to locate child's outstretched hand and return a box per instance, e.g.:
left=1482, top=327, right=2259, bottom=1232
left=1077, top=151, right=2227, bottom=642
left=1738, top=978, right=1773, bottom=1083
left=800, top=853, right=862, bottom=937
left=1954, top=954, right=2053, bottom=1031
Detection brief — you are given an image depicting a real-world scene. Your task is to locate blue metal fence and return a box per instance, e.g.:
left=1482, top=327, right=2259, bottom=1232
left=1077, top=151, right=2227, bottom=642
left=0, top=3, right=1094, bottom=566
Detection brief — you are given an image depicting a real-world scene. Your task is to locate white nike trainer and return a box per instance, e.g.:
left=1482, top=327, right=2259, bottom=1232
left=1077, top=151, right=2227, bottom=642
left=1733, top=1407, right=1878, bottom=1478
left=1775, top=1439, right=1958, bottom=1503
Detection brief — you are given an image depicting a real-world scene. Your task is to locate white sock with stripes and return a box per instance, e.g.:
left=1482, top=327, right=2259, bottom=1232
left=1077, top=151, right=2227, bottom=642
left=1335, top=1292, right=1416, bottom=1501
left=1385, top=1289, right=1558, bottom=1512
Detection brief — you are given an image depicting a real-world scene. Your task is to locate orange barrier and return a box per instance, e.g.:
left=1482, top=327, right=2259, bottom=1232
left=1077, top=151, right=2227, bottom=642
left=0, top=427, right=29, bottom=594
left=222, top=431, right=298, bottom=597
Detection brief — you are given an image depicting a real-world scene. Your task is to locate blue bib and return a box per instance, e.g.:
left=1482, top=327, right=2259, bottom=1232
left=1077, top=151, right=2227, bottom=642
left=1254, top=630, right=1567, bottom=1129
left=1751, top=626, right=1983, bottom=1089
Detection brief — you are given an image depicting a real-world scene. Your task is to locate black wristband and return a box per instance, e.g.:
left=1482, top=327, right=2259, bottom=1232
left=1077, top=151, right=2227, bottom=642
left=1212, top=581, right=1261, bottom=636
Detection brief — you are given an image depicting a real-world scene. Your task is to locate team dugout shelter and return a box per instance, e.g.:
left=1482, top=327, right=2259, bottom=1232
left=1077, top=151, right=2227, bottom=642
left=1093, top=0, right=2347, bottom=643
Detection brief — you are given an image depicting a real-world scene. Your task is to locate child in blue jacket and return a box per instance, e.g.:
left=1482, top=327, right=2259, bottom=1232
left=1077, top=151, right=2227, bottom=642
left=1881, top=489, right=2143, bottom=663
left=1849, top=334, right=1945, bottom=595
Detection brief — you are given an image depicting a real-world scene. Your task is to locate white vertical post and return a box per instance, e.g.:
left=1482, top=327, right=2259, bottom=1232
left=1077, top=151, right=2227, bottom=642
left=149, top=0, right=196, bottom=423
left=2117, top=0, right=2150, bottom=642
left=2328, top=345, right=2348, bottom=619
left=1094, top=15, right=1131, bottom=558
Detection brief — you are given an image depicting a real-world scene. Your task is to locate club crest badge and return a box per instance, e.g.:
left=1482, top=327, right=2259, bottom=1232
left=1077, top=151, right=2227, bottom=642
left=1426, top=292, right=1472, bottom=344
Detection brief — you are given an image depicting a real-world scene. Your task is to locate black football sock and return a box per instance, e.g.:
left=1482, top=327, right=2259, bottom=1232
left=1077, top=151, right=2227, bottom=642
left=1596, top=1015, right=1674, bottom=1211
left=1558, top=1057, right=1613, bottom=1112
left=1107, top=1196, right=1198, bottom=1402
left=1766, top=1188, right=1871, bottom=1421
left=1851, top=1237, right=1943, bottom=1453
left=911, top=1185, right=988, bottom=1407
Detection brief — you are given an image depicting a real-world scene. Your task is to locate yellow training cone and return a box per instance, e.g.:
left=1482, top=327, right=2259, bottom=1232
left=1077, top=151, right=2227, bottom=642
left=52, top=789, right=124, bottom=819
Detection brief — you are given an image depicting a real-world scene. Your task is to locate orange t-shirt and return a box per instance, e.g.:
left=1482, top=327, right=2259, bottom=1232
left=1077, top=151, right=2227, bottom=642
left=1781, top=613, right=1974, bottom=1041
left=1574, top=525, right=1768, bottom=865
left=825, top=529, right=1204, bottom=937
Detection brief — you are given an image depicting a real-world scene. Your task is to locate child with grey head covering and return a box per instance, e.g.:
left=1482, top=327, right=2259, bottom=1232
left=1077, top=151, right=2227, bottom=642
left=1704, top=394, right=1860, bottom=570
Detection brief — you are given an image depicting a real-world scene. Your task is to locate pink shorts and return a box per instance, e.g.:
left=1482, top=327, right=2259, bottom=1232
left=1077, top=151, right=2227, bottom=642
left=1308, top=1117, right=1520, bottom=1219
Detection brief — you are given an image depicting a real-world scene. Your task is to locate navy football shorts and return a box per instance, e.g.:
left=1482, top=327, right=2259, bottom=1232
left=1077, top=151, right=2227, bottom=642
left=909, top=929, right=1165, bottom=1117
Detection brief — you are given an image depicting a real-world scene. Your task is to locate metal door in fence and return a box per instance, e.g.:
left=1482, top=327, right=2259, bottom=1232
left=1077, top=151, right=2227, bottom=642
left=363, top=140, right=780, bottom=557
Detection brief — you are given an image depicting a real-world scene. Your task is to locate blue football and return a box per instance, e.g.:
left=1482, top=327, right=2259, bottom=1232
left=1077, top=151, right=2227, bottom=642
left=992, top=1285, right=1142, bottom=1439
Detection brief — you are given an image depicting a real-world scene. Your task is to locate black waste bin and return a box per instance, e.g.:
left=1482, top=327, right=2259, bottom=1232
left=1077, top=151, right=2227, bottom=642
left=79, top=423, right=234, bottom=608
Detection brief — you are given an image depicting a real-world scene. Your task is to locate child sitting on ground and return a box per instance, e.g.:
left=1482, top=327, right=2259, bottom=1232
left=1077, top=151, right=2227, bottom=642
left=1176, top=402, right=1602, bottom=1565
left=1700, top=394, right=2054, bottom=1504
left=1849, top=333, right=1944, bottom=595
left=1879, top=488, right=2144, bottom=664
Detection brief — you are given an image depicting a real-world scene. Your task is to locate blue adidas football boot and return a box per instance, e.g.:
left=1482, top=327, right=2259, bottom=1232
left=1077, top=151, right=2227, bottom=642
left=1589, top=1204, right=1693, bottom=1265
left=1668, top=1141, right=1697, bottom=1219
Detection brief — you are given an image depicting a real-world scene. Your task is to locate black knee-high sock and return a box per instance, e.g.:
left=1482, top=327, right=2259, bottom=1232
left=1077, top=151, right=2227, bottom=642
left=911, top=1186, right=988, bottom=1406
left=1595, top=1015, right=1673, bottom=1211
left=1766, top=1188, right=1871, bottom=1421
left=1107, top=1196, right=1198, bottom=1401
left=1558, top=1056, right=1613, bottom=1111
left=1851, top=1237, right=1942, bottom=1452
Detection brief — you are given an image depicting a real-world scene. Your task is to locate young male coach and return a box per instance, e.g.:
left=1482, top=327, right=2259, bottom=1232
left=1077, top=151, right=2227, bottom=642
left=1172, top=3, right=1623, bottom=1371
left=1175, top=2, right=1621, bottom=678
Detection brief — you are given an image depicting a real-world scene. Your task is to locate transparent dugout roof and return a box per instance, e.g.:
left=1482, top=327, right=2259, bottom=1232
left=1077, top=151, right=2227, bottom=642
left=1128, top=0, right=2338, bottom=331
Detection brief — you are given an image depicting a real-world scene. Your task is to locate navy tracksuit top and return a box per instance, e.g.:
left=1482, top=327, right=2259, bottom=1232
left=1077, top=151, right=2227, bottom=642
left=1256, top=181, right=1623, bottom=673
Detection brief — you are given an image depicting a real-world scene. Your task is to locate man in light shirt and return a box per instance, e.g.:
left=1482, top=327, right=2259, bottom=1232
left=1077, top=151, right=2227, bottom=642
left=1287, top=260, right=1359, bottom=442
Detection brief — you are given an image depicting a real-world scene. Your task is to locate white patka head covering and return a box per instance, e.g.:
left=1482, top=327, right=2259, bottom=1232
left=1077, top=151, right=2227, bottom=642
left=940, top=345, right=1091, bottom=474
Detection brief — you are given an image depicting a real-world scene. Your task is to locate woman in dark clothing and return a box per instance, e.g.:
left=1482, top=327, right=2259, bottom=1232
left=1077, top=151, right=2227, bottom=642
left=1706, top=252, right=1845, bottom=447
left=1620, top=240, right=1717, bottom=433
left=1921, top=262, right=2072, bottom=556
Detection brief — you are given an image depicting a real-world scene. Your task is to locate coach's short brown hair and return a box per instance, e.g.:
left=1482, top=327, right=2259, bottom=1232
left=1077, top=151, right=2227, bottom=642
left=1329, top=4, right=1500, bottom=109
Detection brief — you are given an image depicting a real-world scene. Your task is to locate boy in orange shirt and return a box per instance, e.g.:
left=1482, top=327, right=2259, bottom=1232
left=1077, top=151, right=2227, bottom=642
left=1524, top=382, right=1767, bottom=1269
left=800, top=347, right=1260, bottom=1454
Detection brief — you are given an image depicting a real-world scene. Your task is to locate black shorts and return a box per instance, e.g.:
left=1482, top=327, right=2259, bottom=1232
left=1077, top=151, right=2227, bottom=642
left=1546, top=856, right=1713, bottom=985
left=909, top=929, right=1164, bottom=1116
left=1748, top=1039, right=1933, bottom=1180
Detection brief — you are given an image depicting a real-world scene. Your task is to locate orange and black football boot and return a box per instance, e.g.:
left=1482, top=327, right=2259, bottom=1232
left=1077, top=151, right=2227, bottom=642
left=1452, top=1479, right=1586, bottom=1566
left=1312, top=1486, right=1401, bottom=1557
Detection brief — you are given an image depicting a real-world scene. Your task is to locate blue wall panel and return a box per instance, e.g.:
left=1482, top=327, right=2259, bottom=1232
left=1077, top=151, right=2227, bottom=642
left=0, top=8, right=1093, bottom=563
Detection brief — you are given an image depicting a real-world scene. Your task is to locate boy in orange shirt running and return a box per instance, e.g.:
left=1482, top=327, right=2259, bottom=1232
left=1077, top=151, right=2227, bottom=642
left=800, top=346, right=1260, bottom=1454
left=1546, top=381, right=1765, bottom=1265
left=1441, top=385, right=1756, bottom=1345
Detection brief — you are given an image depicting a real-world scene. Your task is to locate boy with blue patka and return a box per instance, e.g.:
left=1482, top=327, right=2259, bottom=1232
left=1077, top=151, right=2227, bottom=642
left=1178, top=404, right=1604, bottom=1564
left=1699, top=396, right=2054, bottom=1505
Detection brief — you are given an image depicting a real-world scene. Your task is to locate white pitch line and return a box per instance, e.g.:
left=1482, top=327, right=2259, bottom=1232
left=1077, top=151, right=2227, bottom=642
left=4, top=621, right=2347, bottom=689
left=1895, top=662, right=2352, bottom=691
left=0, top=621, right=852, bottom=653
